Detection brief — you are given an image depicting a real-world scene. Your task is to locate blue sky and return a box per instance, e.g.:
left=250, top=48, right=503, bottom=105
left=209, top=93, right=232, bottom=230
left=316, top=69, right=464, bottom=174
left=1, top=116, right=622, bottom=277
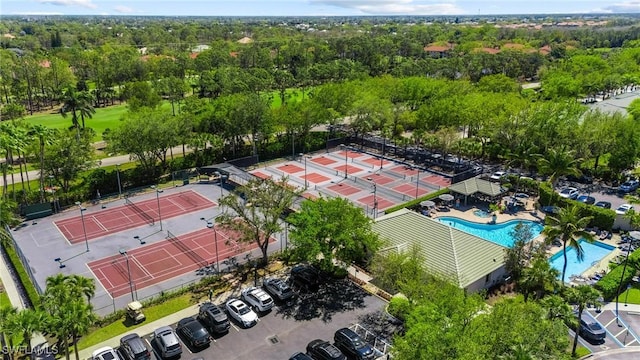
left=1, top=0, right=639, bottom=16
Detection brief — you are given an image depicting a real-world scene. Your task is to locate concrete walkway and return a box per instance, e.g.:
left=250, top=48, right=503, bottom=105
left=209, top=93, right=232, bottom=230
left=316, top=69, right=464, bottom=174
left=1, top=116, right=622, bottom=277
left=0, top=241, right=48, bottom=350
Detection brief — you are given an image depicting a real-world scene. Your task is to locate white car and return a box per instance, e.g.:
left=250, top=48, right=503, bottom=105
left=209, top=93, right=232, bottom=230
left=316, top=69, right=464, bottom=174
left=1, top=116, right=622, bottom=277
left=615, top=204, right=634, bottom=215
left=92, top=346, right=121, bottom=360
left=489, top=171, right=506, bottom=181
left=225, top=298, right=258, bottom=328
left=558, top=187, right=579, bottom=199
left=241, top=286, right=274, bottom=312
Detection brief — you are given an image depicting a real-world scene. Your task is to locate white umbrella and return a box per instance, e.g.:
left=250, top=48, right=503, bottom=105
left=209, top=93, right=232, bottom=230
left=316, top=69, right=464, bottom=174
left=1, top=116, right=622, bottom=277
left=630, top=231, right=640, bottom=240
left=439, top=194, right=454, bottom=202
left=420, top=200, right=436, bottom=208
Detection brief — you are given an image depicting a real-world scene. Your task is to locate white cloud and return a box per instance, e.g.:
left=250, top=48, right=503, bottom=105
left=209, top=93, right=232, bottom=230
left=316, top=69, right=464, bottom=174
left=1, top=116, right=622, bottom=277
left=310, top=0, right=465, bottom=15
left=37, top=0, right=97, bottom=9
left=12, top=11, right=65, bottom=15
left=600, top=1, right=640, bottom=13
left=113, top=5, right=134, bottom=13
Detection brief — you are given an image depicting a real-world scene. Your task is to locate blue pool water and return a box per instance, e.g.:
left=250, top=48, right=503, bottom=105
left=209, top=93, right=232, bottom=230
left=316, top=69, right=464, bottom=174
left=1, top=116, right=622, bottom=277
left=549, top=240, right=616, bottom=281
left=437, top=217, right=544, bottom=247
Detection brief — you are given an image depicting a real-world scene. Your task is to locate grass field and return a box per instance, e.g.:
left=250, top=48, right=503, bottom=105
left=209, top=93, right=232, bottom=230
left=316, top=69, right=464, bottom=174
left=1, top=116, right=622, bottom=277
left=616, top=285, right=640, bottom=305
left=22, top=88, right=311, bottom=143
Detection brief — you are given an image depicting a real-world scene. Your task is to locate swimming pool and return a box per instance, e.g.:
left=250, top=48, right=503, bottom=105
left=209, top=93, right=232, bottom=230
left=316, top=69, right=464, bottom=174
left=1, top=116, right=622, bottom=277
left=437, top=217, right=544, bottom=247
left=549, top=240, right=616, bottom=281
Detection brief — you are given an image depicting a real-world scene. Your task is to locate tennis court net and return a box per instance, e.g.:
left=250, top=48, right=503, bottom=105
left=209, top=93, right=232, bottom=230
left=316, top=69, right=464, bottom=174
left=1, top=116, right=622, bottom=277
left=125, top=197, right=155, bottom=225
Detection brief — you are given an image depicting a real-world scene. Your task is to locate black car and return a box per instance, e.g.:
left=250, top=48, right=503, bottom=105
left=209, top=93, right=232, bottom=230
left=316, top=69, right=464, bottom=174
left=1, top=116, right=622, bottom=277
left=334, top=328, right=375, bottom=360
left=579, top=314, right=606, bottom=343
left=176, top=317, right=211, bottom=349
left=594, top=201, right=612, bottom=209
left=290, top=264, right=321, bottom=292
left=290, top=352, right=314, bottom=360
left=576, top=195, right=596, bottom=205
left=197, top=302, right=230, bottom=335
left=119, top=333, right=151, bottom=360
left=306, top=339, right=346, bottom=360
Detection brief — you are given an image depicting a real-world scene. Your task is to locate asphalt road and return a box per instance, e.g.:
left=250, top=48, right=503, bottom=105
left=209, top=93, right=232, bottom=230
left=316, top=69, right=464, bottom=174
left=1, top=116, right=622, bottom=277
left=114, top=279, right=394, bottom=360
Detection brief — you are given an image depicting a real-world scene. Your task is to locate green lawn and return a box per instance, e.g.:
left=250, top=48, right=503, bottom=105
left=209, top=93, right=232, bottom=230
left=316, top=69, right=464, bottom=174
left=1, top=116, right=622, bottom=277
left=24, top=105, right=129, bottom=142
left=0, top=281, right=11, bottom=308
left=616, top=285, right=640, bottom=305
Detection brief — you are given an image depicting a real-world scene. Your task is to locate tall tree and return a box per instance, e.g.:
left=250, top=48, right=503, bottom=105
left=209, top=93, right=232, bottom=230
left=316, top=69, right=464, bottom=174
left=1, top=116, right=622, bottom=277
left=543, top=205, right=595, bottom=285
left=519, top=255, right=560, bottom=301
left=287, top=197, right=382, bottom=272
left=565, top=285, right=602, bottom=357
left=537, top=147, right=582, bottom=188
left=218, top=177, right=299, bottom=265
left=29, top=124, right=57, bottom=202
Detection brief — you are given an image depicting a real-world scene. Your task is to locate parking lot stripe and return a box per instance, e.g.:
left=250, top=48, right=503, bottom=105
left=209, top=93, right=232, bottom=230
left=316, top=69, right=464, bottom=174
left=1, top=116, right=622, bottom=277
left=230, top=323, right=240, bottom=332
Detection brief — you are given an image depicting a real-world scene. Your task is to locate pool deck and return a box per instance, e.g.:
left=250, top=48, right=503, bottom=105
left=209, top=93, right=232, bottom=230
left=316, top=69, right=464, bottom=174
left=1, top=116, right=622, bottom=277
left=436, top=204, right=624, bottom=285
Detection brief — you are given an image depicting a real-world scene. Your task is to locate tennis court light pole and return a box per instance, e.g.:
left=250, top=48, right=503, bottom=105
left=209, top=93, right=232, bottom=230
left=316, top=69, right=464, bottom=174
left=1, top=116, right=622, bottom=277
left=299, top=153, right=308, bottom=189
left=415, top=168, right=420, bottom=199
left=203, top=218, right=221, bottom=274
left=75, top=201, right=89, bottom=252
left=367, top=177, right=378, bottom=219
left=151, top=186, right=163, bottom=231
left=341, top=144, right=348, bottom=179
left=116, top=164, right=122, bottom=197
left=119, top=249, right=135, bottom=302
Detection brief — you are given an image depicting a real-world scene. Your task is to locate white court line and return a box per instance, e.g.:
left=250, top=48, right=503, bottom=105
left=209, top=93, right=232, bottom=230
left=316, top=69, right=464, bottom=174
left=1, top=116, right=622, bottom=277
left=166, top=197, right=186, bottom=211
left=91, top=216, right=108, bottom=232
left=130, top=255, right=152, bottom=278
left=86, top=263, right=114, bottom=290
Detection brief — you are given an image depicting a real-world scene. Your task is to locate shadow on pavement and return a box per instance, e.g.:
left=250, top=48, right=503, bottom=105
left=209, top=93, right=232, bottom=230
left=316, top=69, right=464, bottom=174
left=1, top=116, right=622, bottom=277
left=275, top=279, right=367, bottom=322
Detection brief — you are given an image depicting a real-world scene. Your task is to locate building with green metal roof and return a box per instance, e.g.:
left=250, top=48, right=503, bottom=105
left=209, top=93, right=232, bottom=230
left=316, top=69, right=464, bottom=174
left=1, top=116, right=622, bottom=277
left=372, top=208, right=508, bottom=292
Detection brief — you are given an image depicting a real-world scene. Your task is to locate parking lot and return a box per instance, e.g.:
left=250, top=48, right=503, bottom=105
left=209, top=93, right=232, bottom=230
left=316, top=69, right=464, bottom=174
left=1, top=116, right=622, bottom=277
left=112, top=279, right=395, bottom=360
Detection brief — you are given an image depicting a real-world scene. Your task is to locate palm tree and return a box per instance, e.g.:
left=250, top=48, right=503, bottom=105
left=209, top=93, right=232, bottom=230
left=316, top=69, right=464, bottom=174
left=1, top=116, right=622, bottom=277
left=519, top=256, right=560, bottom=301
left=68, top=274, right=96, bottom=303
left=29, top=124, right=57, bottom=202
left=537, top=147, right=582, bottom=188
left=0, top=306, right=18, bottom=360
left=540, top=294, right=573, bottom=321
left=10, top=308, right=46, bottom=358
left=60, top=87, right=94, bottom=138
left=565, top=285, right=602, bottom=357
left=543, top=205, right=595, bottom=285
left=77, top=90, right=96, bottom=129
left=66, top=302, right=96, bottom=360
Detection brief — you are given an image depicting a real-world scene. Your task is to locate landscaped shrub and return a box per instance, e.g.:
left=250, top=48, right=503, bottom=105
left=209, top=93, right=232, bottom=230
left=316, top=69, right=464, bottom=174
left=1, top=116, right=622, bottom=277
left=387, top=295, right=410, bottom=321
left=594, top=250, right=640, bottom=300
left=1, top=243, right=40, bottom=308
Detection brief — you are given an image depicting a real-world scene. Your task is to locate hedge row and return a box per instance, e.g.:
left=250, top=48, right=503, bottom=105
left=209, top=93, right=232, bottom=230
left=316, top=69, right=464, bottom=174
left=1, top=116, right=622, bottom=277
left=385, top=188, right=450, bottom=214
left=1, top=242, right=40, bottom=308
left=594, top=250, right=639, bottom=300
left=538, top=182, right=616, bottom=230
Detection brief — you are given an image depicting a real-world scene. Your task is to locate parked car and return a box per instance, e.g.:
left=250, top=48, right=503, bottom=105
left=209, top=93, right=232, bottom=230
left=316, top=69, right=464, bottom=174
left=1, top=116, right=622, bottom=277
left=119, top=333, right=151, bottom=360
left=176, top=317, right=211, bottom=349
left=290, top=352, right=314, bottom=360
left=619, top=180, right=640, bottom=193
left=306, top=339, right=346, bottom=360
left=558, top=187, right=579, bottom=200
left=334, top=328, right=376, bottom=360
left=263, top=277, right=295, bottom=302
left=615, top=204, right=634, bottom=215
left=594, top=201, right=612, bottom=209
left=576, top=195, right=596, bottom=205
left=541, top=205, right=561, bottom=215
left=579, top=314, right=606, bottom=342
left=153, top=326, right=182, bottom=359
left=197, top=302, right=230, bottom=335
left=225, top=298, right=258, bottom=328
left=92, top=347, right=121, bottom=360
left=290, top=264, right=321, bottom=292
left=241, top=286, right=274, bottom=313
left=567, top=174, right=593, bottom=184
left=489, top=171, right=506, bottom=181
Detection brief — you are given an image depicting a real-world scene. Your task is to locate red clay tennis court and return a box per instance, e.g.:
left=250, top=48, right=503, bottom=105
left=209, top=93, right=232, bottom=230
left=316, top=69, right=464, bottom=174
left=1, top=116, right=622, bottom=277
left=389, top=165, right=419, bottom=176
left=311, top=156, right=337, bottom=166
left=336, top=150, right=365, bottom=159
left=303, top=172, right=331, bottom=183
left=357, top=194, right=395, bottom=210
left=393, top=183, right=430, bottom=197
left=277, top=164, right=304, bottom=174
left=333, top=164, right=363, bottom=175
left=251, top=171, right=271, bottom=180
left=55, top=191, right=214, bottom=243
left=361, top=157, right=392, bottom=167
left=360, top=173, right=395, bottom=185
left=327, top=183, right=361, bottom=196
left=88, top=227, right=275, bottom=298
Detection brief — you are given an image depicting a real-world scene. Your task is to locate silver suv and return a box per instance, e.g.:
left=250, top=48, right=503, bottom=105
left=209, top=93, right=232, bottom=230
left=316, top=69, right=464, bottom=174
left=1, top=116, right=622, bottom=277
left=153, top=326, right=182, bottom=359
left=241, top=286, right=274, bottom=313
